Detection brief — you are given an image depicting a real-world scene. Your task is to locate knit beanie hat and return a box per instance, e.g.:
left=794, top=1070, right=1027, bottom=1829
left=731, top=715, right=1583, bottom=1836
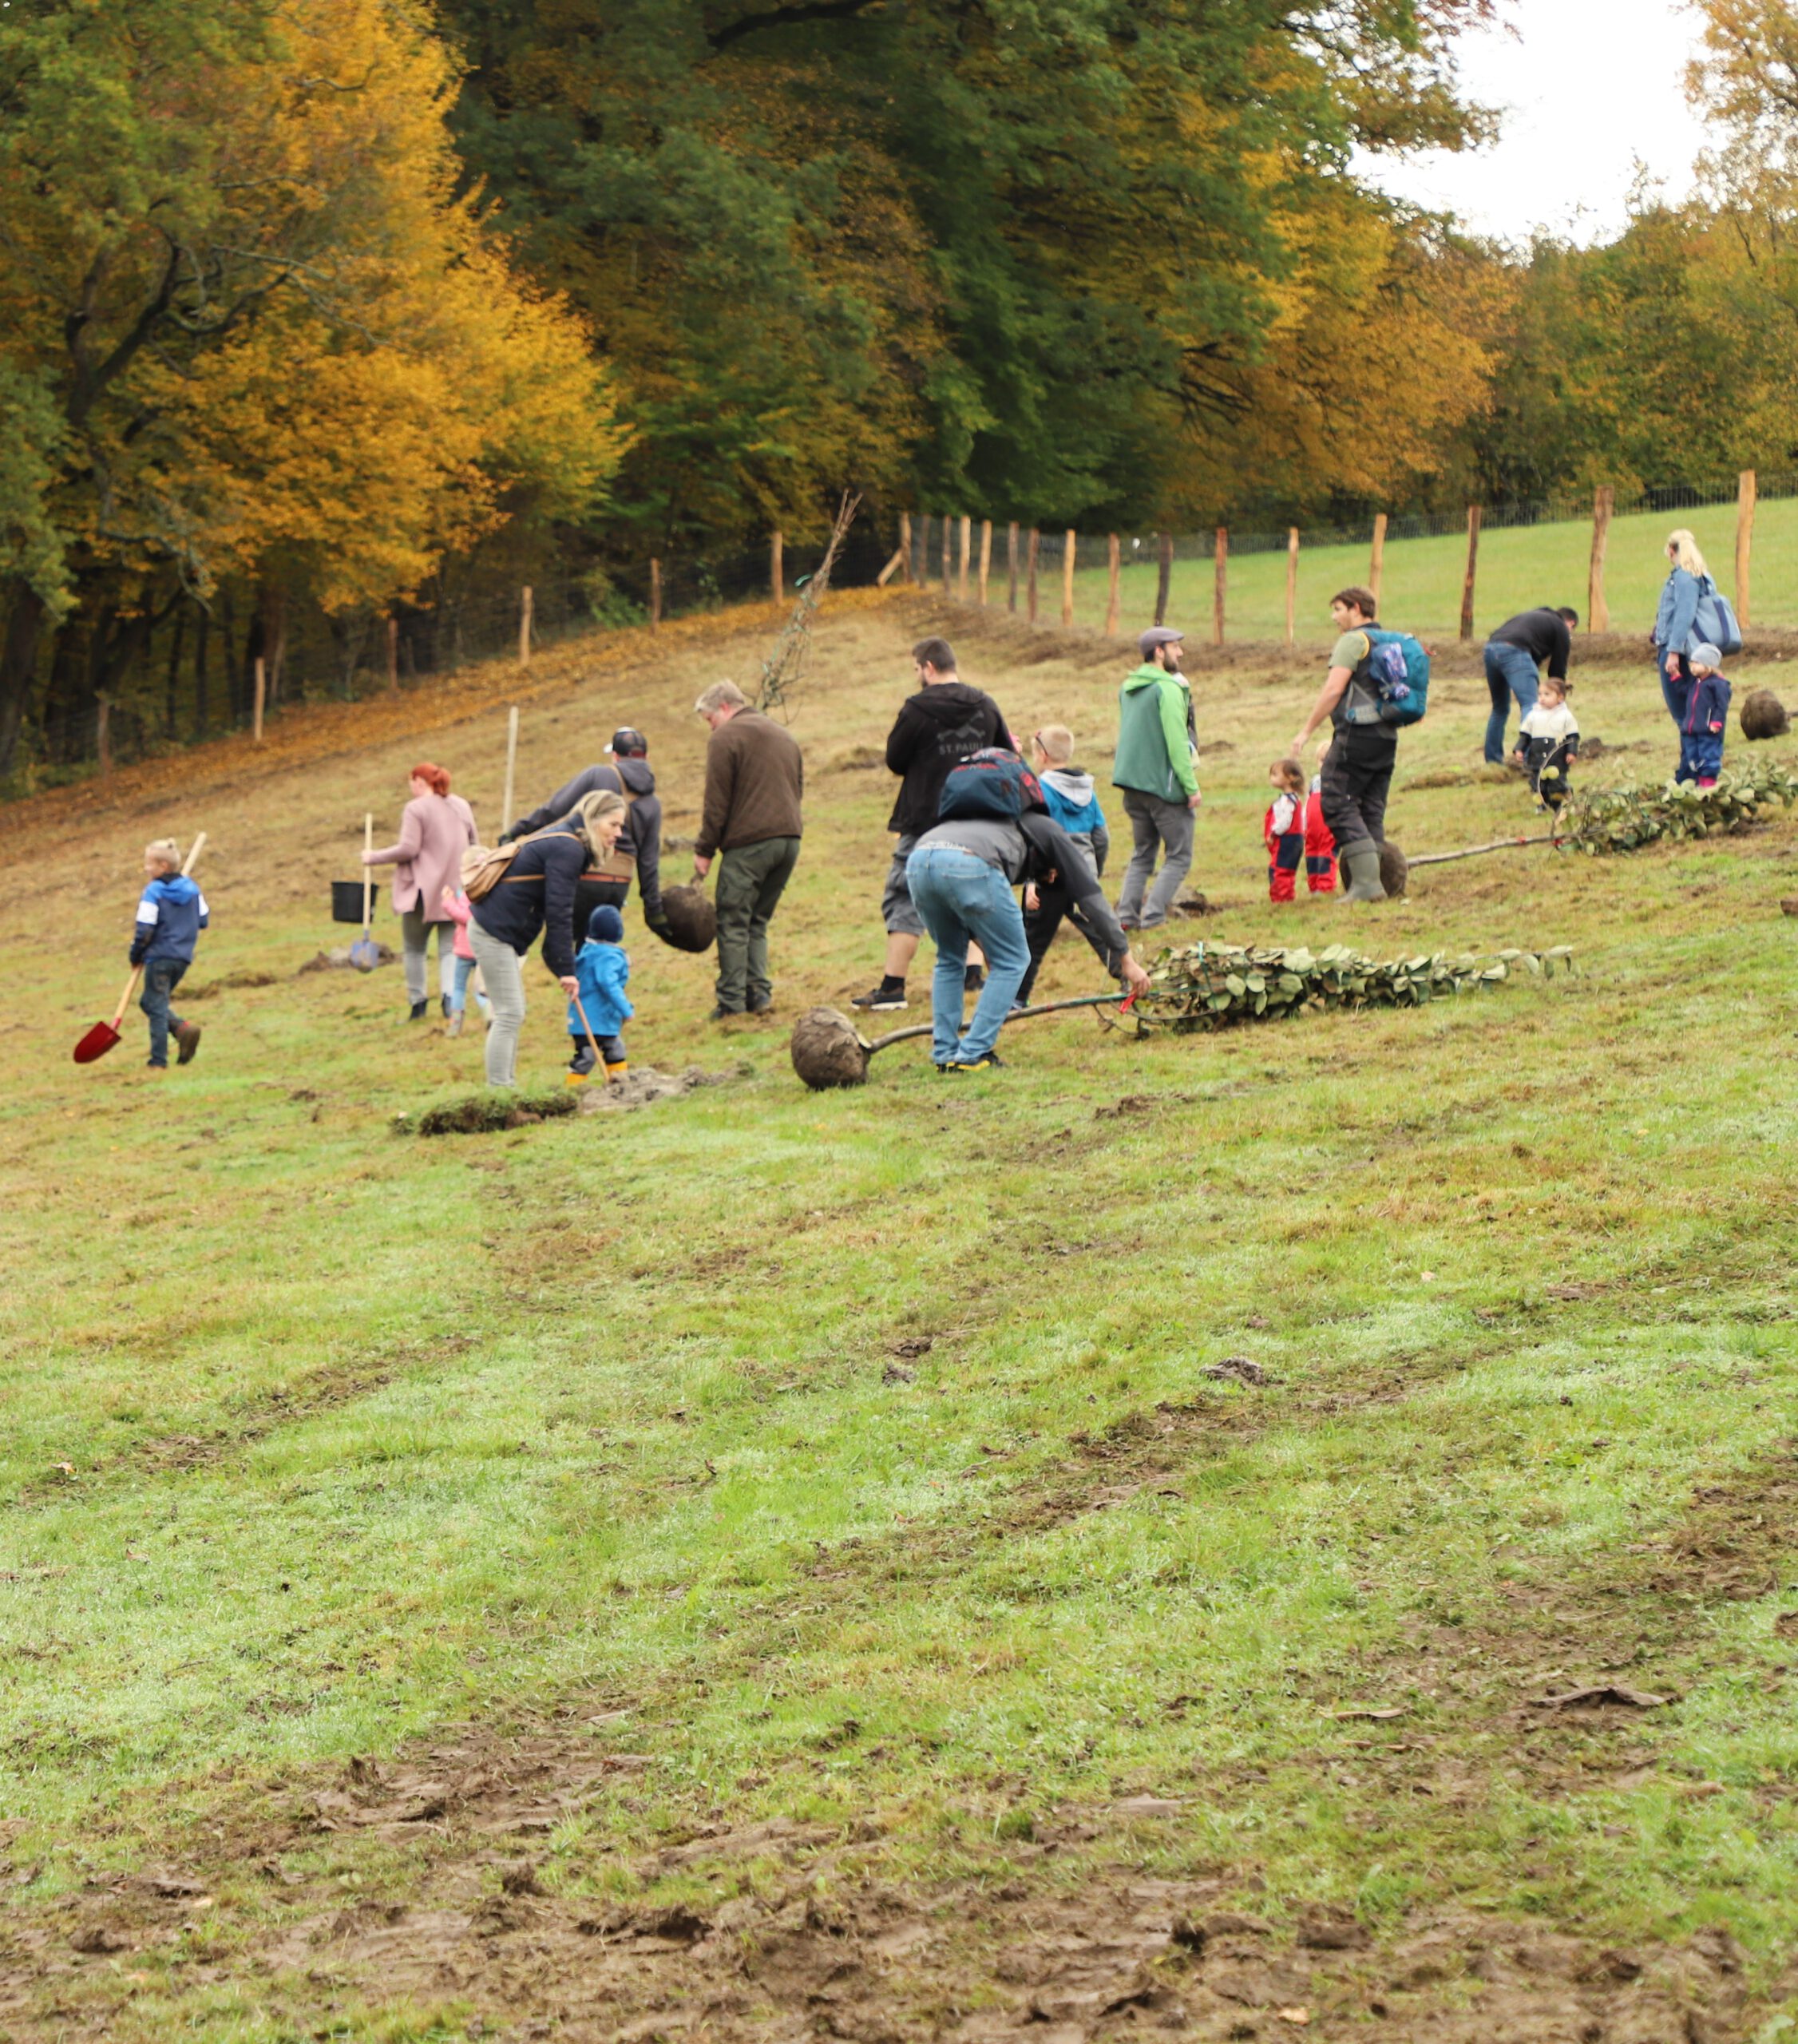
left=1690, top=642, right=1724, bottom=668
left=587, top=904, right=624, bottom=943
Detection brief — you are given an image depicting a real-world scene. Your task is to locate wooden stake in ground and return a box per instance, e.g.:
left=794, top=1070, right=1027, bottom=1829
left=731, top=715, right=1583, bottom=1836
left=1285, top=528, right=1299, bottom=645
left=1588, top=487, right=1612, bottom=633
left=978, top=521, right=992, bottom=604
left=897, top=512, right=913, bottom=583
left=1737, top=468, right=1756, bottom=628
left=97, top=696, right=113, bottom=778
left=1105, top=534, right=1121, bottom=636
left=1154, top=532, right=1173, bottom=628
left=649, top=557, right=662, bottom=630
left=252, top=655, right=266, bottom=742
left=917, top=514, right=930, bottom=585
left=1459, top=505, right=1481, bottom=641
left=386, top=616, right=399, bottom=691
left=518, top=585, right=533, bottom=667
left=1369, top=512, right=1388, bottom=611
left=958, top=516, right=971, bottom=602
left=1026, top=528, right=1040, bottom=624
left=1062, top=529, right=1076, bottom=628
left=770, top=530, right=784, bottom=604
left=1007, top=523, right=1020, bottom=612
left=754, top=491, right=862, bottom=716
left=1213, top=526, right=1227, bottom=647
left=941, top=517, right=951, bottom=596
left=501, top=704, right=519, bottom=833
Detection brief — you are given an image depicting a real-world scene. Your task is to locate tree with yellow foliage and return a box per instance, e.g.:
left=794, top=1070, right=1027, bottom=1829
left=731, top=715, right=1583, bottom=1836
left=0, top=0, right=624, bottom=771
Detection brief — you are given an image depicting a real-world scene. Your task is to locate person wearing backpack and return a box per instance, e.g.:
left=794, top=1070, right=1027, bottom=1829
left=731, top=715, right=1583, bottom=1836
left=1289, top=586, right=1426, bottom=902
left=905, top=750, right=1150, bottom=1069
left=1652, top=529, right=1741, bottom=725
left=1113, top=626, right=1199, bottom=929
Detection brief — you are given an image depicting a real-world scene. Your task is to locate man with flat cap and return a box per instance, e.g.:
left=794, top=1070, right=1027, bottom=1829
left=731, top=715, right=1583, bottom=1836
left=502, top=727, right=668, bottom=946
left=1112, top=624, right=1199, bottom=929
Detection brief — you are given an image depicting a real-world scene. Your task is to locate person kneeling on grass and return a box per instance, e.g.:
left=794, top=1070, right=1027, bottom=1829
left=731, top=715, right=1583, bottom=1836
left=132, top=838, right=208, bottom=1072
left=567, top=903, right=632, bottom=1083
left=905, top=753, right=1150, bottom=1071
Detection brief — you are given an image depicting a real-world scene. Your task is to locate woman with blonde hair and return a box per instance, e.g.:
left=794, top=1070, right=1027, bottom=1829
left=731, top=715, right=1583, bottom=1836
left=1651, top=528, right=1722, bottom=724
left=467, top=790, right=628, bottom=1087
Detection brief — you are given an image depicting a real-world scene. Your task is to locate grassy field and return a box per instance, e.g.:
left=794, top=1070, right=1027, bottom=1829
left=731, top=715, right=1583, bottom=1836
left=2, top=590, right=1797, bottom=2042
left=1059, top=497, right=1794, bottom=642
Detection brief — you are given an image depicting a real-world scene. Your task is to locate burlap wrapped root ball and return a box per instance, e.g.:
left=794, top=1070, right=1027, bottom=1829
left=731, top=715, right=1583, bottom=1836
left=657, top=883, right=717, bottom=953
left=791, top=1007, right=872, bottom=1090
left=1741, top=687, right=1791, bottom=741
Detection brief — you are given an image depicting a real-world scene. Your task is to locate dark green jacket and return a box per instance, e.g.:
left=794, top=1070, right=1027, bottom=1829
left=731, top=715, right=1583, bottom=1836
left=1112, top=664, right=1198, bottom=802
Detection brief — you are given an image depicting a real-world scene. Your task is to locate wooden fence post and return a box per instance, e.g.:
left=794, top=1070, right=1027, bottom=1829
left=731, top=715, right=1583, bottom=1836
left=916, top=513, right=929, bottom=586
left=1285, top=527, right=1299, bottom=645
left=1213, top=525, right=1227, bottom=647
left=649, top=557, right=662, bottom=630
left=1154, top=531, right=1173, bottom=627
left=1737, top=468, right=1756, bottom=627
left=978, top=520, right=992, bottom=604
left=1007, top=523, right=1020, bottom=612
left=1459, top=506, right=1481, bottom=641
left=1105, top=534, right=1121, bottom=636
left=1587, top=488, right=1612, bottom=634
left=518, top=584, right=533, bottom=667
left=1061, top=529, right=1076, bottom=628
left=501, top=705, right=520, bottom=832
left=386, top=616, right=398, bottom=691
left=252, top=655, right=266, bottom=741
left=770, top=529, right=783, bottom=604
left=897, top=512, right=913, bottom=583
left=1026, top=527, right=1040, bottom=624
left=97, top=695, right=113, bottom=777
left=958, top=515, right=971, bottom=602
left=1369, top=512, right=1388, bottom=611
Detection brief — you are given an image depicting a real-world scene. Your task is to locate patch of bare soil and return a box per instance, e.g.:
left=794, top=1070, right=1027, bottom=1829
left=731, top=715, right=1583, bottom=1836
left=577, top=1062, right=746, bottom=1112
left=0, top=1741, right=1756, bottom=2044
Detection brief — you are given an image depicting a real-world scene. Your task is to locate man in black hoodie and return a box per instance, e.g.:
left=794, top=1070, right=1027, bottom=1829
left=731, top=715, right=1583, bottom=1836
left=852, top=638, right=1012, bottom=1012
left=501, top=727, right=667, bottom=950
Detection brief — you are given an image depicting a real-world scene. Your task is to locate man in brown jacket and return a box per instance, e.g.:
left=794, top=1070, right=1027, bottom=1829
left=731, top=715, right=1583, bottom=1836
left=692, top=680, right=804, bottom=1017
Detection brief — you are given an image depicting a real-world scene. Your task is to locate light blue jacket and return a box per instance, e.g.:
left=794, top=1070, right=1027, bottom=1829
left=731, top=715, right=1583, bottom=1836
left=1653, top=568, right=1709, bottom=656
left=568, top=940, right=632, bottom=1037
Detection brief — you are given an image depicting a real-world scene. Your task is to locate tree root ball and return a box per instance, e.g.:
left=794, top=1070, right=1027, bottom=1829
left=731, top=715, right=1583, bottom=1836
left=657, top=884, right=717, bottom=953
left=790, top=1007, right=871, bottom=1090
left=1741, top=687, right=1791, bottom=741
left=1379, top=840, right=1409, bottom=897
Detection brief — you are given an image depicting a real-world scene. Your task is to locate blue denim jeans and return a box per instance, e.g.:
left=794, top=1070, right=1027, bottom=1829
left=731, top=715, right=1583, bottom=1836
left=140, top=957, right=188, bottom=1068
left=449, top=953, right=489, bottom=1015
left=1659, top=652, right=1692, bottom=725
left=904, top=846, right=1030, bottom=1064
left=1483, top=642, right=1539, bottom=761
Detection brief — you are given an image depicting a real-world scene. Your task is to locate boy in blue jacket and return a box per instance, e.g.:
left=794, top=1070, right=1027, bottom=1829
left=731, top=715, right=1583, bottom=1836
left=131, top=838, right=208, bottom=1071
left=567, top=903, right=632, bottom=1083
left=1677, top=644, right=1732, bottom=788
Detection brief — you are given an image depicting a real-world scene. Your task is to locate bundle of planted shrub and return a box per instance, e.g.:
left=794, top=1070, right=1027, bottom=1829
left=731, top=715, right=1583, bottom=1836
left=1558, top=762, right=1798, bottom=854
left=1131, top=941, right=1573, bottom=1035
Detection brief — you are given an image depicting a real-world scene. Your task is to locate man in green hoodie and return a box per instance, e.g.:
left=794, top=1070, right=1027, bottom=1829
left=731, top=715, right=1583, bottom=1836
left=1113, top=624, right=1199, bottom=929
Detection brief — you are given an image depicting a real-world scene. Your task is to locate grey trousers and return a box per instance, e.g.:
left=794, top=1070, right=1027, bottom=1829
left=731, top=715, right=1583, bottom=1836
left=400, top=908, right=457, bottom=1006
left=715, top=836, right=802, bottom=1011
left=468, top=919, right=526, bottom=1087
left=1115, top=789, right=1194, bottom=928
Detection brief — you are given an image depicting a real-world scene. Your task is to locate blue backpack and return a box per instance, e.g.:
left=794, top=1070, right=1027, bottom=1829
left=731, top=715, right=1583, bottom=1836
left=938, top=747, right=1046, bottom=824
left=1696, top=577, right=1744, bottom=657
left=1357, top=628, right=1431, bottom=727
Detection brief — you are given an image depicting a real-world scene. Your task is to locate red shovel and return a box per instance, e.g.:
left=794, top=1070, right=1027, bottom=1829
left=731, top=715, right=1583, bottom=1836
left=74, top=831, right=208, bottom=1064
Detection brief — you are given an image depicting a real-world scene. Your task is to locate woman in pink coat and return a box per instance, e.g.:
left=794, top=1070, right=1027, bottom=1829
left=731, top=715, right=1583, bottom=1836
left=362, top=762, right=479, bottom=1020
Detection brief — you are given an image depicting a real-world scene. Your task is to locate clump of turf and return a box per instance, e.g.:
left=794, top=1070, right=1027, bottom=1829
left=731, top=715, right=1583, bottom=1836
left=413, top=1091, right=579, bottom=1136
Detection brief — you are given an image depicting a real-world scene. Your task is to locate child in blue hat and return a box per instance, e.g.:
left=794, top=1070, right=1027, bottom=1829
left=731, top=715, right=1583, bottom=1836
left=568, top=902, right=632, bottom=1082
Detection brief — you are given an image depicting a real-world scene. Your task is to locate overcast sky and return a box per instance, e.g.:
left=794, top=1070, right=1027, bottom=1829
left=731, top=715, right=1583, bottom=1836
left=1356, top=0, right=1705, bottom=245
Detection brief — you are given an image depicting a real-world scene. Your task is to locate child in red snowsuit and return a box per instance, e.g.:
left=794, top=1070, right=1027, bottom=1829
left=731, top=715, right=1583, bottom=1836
left=1303, top=766, right=1337, bottom=893
left=1265, top=759, right=1306, bottom=902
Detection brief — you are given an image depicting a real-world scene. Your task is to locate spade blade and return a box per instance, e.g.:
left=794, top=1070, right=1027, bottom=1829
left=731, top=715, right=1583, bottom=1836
left=73, top=1020, right=124, bottom=1064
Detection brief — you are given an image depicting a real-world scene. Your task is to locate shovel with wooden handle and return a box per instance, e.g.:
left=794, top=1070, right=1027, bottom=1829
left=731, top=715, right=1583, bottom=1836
left=349, top=813, right=380, bottom=971
left=565, top=989, right=604, bottom=1087
left=74, top=832, right=208, bottom=1064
